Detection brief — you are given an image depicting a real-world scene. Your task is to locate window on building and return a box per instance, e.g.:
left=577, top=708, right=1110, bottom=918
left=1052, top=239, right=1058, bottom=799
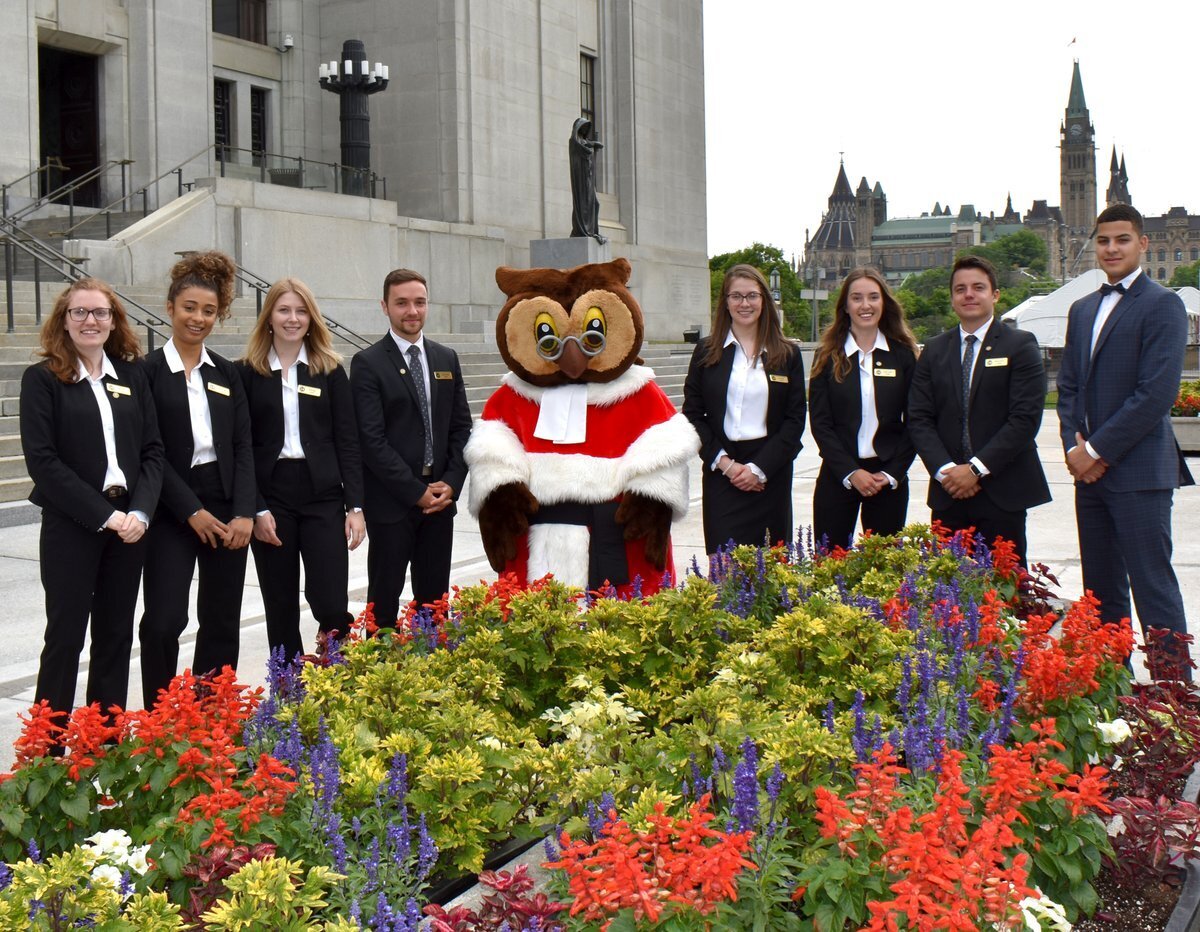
left=580, top=53, right=597, bottom=125
left=1158, top=249, right=1166, bottom=262
left=1176, top=249, right=1184, bottom=262
left=213, top=0, right=267, bottom=45
left=214, top=80, right=233, bottom=161
left=250, top=87, right=267, bottom=164
left=1158, top=268, right=1167, bottom=280
left=1191, top=248, right=1199, bottom=261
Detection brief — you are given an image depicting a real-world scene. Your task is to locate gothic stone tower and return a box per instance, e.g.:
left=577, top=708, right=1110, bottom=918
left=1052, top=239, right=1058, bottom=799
left=1060, top=61, right=1097, bottom=272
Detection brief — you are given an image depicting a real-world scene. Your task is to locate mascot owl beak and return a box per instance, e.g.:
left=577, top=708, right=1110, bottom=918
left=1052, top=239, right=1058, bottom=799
left=556, top=339, right=589, bottom=380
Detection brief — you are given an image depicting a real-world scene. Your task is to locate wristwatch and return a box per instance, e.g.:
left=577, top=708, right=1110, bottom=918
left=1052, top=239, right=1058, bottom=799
left=968, top=463, right=983, bottom=478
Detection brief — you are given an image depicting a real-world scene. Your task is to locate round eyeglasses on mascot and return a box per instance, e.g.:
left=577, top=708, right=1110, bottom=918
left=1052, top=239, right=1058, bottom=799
left=465, top=258, right=699, bottom=597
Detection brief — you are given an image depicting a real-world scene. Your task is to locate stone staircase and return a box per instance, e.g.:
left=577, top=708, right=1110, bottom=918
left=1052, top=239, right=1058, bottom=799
left=0, top=279, right=695, bottom=504
left=0, top=212, right=148, bottom=280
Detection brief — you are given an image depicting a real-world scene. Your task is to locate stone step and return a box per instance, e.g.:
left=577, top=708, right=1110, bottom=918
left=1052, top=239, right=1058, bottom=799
left=0, top=476, right=33, bottom=504
left=0, top=435, right=22, bottom=457
left=0, top=455, right=28, bottom=481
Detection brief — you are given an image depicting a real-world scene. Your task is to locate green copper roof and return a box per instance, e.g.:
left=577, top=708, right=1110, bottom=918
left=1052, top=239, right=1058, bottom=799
left=1067, top=61, right=1088, bottom=117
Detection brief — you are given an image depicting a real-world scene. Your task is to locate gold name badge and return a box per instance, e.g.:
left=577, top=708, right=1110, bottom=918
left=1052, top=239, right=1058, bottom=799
left=434, top=371, right=454, bottom=380
left=207, top=381, right=231, bottom=396
left=297, top=384, right=322, bottom=397
left=873, top=368, right=897, bottom=378
left=768, top=374, right=789, bottom=383
left=107, top=383, right=131, bottom=396
left=985, top=358, right=1009, bottom=368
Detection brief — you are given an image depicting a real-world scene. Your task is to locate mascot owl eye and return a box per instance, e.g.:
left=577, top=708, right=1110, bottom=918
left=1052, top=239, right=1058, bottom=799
left=580, top=307, right=607, bottom=353
left=534, top=311, right=561, bottom=358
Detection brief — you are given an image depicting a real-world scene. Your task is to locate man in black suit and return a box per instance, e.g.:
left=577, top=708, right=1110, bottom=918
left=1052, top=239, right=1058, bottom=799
left=1058, top=204, right=1194, bottom=678
left=351, top=269, right=472, bottom=626
left=908, top=255, right=1050, bottom=565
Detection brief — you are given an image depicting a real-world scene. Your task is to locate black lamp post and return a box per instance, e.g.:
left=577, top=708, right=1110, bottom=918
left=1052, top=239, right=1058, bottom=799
left=319, top=39, right=389, bottom=197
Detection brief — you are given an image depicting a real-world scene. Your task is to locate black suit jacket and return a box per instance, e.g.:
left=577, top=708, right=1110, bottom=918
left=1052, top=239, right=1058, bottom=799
left=141, top=347, right=256, bottom=522
left=682, top=339, right=807, bottom=480
left=350, top=334, right=472, bottom=522
left=237, top=361, right=365, bottom=512
left=21, top=358, right=164, bottom=529
left=908, top=320, right=1050, bottom=511
left=808, top=343, right=917, bottom=482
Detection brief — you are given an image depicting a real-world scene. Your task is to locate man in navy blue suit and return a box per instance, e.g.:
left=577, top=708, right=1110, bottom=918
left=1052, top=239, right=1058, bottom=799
left=1057, top=203, right=1195, bottom=679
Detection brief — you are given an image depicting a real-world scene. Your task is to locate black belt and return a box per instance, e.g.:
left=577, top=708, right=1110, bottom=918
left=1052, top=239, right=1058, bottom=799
left=528, top=500, right=628, bottom=589
left=103, top=486, right=127, bottom=500
left=422, top=465, right=432, bottom=477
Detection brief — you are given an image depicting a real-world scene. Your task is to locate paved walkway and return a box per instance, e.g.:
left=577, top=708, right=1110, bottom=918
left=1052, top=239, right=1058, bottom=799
left=0, top=410, right=1196, bottom=768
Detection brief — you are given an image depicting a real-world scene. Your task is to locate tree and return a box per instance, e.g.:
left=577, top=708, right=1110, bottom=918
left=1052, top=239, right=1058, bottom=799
left=1169, top=260, right=1200, bottom=288
left=957, top=230, right=1049, bottom=277
left=709, top=243, right=812, bottom=338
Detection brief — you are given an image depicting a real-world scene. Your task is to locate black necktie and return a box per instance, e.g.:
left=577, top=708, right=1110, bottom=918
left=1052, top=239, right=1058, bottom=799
left=961, top=334, right=977, bottom=457
left=1099, top=282, right=1126, bottom=296
left=407, top=345, right=434, bottom=469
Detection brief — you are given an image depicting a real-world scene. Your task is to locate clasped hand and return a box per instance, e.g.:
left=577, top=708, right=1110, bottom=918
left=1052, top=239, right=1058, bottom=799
left=721, top=458, right=764, bottom=493
left=105, top=510, right=147, bottom=543
left=189, top=509, right=251, bottom=549
left=940, top=464, right=980, bottom=500
left=850, top=469, right=889, bottom=497
left=1065, top=432, right=1108, bottom=484
left=418, top=481, right=455, bottom=514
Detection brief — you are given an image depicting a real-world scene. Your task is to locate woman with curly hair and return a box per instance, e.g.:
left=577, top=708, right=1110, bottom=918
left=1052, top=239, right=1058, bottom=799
left=138, top=251, right=255, bottom=707
left=682, top=263, right=807, bottom=554
left=20, top=278, right=164, bottom=719
left=238, top=278, right=364, bottom=659
left=808, top=267, right=918, bottom=550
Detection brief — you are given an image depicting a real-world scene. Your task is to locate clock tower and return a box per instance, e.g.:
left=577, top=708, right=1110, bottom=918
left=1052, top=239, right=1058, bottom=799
left=1060, top=61, right=1097, bottom=272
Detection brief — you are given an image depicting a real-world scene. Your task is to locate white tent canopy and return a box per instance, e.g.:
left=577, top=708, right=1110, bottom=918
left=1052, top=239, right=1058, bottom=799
left=1003, top=271, right=1200, bottom=346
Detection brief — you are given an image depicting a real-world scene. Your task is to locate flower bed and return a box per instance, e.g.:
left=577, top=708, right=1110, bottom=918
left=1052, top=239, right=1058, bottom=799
left=0, top=525, right=1196, bottom=929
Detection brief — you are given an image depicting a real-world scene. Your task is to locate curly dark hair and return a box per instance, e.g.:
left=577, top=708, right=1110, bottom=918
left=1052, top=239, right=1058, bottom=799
left=167, top=251, right=237, bottom=321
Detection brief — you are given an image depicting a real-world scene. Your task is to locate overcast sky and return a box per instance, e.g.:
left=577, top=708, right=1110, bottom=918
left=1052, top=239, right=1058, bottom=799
left=703, top=0, right=1200, bottom=265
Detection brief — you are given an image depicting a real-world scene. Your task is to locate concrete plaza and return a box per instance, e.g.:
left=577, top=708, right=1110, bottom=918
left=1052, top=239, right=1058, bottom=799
left=0, top=409, right=1196, bottom=768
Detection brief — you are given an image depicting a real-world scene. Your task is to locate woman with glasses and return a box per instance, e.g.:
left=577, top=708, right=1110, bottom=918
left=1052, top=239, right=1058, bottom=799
left=808, top=268, right=918, bottom=550
left=20, top=279, right=164, bottom=721
left=238, top=279, right=364, bottom=660
left=682, top=264, right=806, bottom=554
left=138, top=251, right=255, bottom=707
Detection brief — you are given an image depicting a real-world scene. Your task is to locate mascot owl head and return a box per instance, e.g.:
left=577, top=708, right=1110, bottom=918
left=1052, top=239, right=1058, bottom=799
left=494, top=258, right=643, bottom=387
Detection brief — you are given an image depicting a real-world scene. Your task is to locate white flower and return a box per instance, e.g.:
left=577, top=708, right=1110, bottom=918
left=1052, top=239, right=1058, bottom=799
left=84, top=829, right=132, bottom=860
left=90, top=863, right=123, bottom=890
left=1096, top=718, right=1132, bottom=745
left=1018, top=892, right=1071, bottom=930
left=479, top=736, right=504, bottom=751
left=125, top=844, right=151, bottom=875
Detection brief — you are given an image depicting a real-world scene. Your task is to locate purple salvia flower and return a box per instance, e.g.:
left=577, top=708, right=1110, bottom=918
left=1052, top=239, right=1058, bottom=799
left=956, top=685, right=971, bottom=743
left=585, top=800, right=603, bottom=837
left=712, top=743, right=729, bottom=774
left=119, top=870, right=134, bottom=898
left=766, top=761, right=784, bottom=804
left=416, top=814, right=438, bottom=879
left=403, top=898, right=423, bottom=931
left=851, top=690, right=869, bottom=761
left=731, top=737, right=760, bottom=832
left=630, top=574, right=643, bottom=600
left=0, top=862, right=11, bottom=892
left=543, top=829, right=561, bottom=862
left=690, top=553, right=703, bottom=577
left=823, top=699, right=836, bottom=734
left=780, top=583, right=792, bottom=612
left=26, top=839, right=39, bottom=862
left=964, top=597, right=980, bottom=645
left=896, top=657, right=913, bottom=710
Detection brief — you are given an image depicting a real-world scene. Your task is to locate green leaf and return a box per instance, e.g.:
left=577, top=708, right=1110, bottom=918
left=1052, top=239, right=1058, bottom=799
left=59, top=791, right=90, bottom=823
left=0, top=807, right=25, bottom=836
left=24, top=776, right=51, bottom=808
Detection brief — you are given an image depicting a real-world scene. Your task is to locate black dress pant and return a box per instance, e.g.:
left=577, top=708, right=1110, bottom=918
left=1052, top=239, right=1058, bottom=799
left=365, top=506, right=454, bottom=627
left=251, top=459, right=351, bottom=660
left=933, top=493, right=1029, bottom=568
left=813, top=460, right=909, bottom=551
left=139, top=463, right=247, bottom=707
left=36, top=496, right=146, bottom=718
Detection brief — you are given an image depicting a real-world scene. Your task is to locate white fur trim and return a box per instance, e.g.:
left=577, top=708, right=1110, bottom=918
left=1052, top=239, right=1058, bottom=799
left=523, top=413, right=697, bottom=518
left=464, top=419, right=529, bottom=516
left=528, top=524, right=590, bottom=588
left=502, top=366, right=655, bottom=407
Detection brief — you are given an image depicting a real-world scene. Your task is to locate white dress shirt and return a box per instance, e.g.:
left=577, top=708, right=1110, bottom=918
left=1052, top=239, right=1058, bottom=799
left=77, top=356, right=148, bottom=530
left=163, top=338, right=217, bottom=466
left=842, top=331, right=897, bottom=489
left=270, top=345, right=308, bottom=460
left=936, top=317, right=994, bottom=481
left=389, top=331, right=431, bottom=401
left=715, top=331, right=769, bottom=483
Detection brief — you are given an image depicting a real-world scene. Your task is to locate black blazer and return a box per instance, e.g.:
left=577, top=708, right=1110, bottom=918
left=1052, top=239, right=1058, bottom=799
left=682, top=339, right=807, bottom=480
left=350, top=335, right=472, bottom=522
left=237, top=361, right=364, bottom=512
left=21, top=358, right=164, bottom=530
left=141, top=347, right=256, bottom=523
left=809, top=343, right=917, bottom=482
left=907, top=320, right=1051, bottom=511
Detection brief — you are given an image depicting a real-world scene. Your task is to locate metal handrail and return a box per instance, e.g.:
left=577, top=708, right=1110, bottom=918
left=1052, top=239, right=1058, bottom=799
left=0, top=217, right=170, bottom=349
left=215, top=145, right=387, bottom=200
left=54, top=145, right=213, bottom=240
left=1, top=158, right=67, bottom=217
left=7, top=159, right=134, bottom=228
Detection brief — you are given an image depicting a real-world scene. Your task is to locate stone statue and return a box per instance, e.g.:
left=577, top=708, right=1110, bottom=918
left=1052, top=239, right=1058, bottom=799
left=569, top=118, right=607, bottom=244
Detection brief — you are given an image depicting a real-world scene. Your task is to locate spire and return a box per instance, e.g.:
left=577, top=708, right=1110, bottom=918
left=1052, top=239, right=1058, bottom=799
left=856, top=176, right=871, bottom=195
left=1066, top=60, right=1088, bottom=117
left=1110, top=145, right=1119, bottom=172
left=1120, top=155, right=1128, bottom=182
left=829, top=161, right=854, bottom=205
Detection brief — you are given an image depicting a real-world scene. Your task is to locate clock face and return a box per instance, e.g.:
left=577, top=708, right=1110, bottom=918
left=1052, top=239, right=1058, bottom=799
left=1070, top=123, right=1083, bottom=138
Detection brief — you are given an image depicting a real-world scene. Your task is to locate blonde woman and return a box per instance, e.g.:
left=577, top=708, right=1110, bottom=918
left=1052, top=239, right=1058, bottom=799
left=239, top=279, right=364, bottom=659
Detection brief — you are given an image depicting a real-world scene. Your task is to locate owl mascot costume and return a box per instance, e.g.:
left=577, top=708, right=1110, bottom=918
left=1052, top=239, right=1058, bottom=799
left=465, top=258, right=699, bottom=597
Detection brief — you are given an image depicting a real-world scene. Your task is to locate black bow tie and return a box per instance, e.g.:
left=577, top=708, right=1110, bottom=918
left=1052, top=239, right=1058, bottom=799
left=1099, top=282, right=1126, bottom=296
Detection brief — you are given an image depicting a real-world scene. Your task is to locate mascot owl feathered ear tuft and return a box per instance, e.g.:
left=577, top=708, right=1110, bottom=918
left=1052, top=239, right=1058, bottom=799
left=465, top=259, right=699, bottom=597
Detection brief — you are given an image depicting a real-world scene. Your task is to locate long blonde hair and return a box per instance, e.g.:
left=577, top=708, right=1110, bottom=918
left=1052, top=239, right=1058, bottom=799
left=242, top=278, right=342, bottom=375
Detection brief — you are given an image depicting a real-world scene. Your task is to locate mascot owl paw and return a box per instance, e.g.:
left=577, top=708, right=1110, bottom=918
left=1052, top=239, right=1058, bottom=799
left=478, top=481, right=539, bottom=572
left=615, top=492, right=672, bottom=570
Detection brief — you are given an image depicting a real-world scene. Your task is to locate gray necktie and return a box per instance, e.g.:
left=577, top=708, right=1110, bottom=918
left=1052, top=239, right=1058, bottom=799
left=961, top=334, right=977, bottom=457
left=407, top=345, right=434, bottom=468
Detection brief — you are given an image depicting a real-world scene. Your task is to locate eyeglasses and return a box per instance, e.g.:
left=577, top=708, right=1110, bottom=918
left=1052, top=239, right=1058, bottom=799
left=728, top=292, right=763, bottom=305
left=67, top=307, right=113, bottom=321
left=535, top=331, right=607, bottom=361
